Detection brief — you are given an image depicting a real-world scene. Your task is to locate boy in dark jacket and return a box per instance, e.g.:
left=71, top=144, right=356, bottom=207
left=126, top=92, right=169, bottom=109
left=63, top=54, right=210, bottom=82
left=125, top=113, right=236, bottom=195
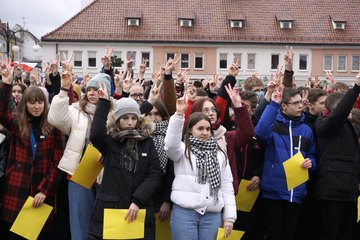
left=315, top=73, right=360, bottom=240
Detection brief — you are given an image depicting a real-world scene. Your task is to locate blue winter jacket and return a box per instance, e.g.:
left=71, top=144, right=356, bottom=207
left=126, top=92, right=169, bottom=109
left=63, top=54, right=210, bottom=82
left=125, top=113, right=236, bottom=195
left=255, top=101, right=317, bottom=203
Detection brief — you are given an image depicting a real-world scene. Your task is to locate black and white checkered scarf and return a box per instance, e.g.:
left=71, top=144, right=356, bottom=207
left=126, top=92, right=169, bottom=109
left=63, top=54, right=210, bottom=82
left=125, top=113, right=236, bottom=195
left=152, top=120, right=169, bottom=174
left=189, top=135, right=220, bottom=203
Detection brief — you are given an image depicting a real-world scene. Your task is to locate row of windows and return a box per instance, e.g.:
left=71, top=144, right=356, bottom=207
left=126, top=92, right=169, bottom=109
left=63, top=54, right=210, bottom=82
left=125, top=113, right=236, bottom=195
left=324, top=55, right=360, bottom=72
left=58, top=49, right=360, bottom=73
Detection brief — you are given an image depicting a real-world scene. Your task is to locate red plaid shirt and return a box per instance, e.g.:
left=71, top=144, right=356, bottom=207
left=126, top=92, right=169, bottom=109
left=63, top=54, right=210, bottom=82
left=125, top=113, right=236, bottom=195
left=0, top=83, right=63, bottom=223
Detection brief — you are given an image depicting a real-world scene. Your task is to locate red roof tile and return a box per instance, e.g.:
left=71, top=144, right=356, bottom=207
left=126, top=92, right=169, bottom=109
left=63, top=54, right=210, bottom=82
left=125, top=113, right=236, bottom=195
left=41, top=0, right=360, bottom=45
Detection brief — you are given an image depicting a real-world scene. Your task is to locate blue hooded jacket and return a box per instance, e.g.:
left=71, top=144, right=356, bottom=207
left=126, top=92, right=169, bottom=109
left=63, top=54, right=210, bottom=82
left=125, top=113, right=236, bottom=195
left=255, top=101, right=316, bottom=203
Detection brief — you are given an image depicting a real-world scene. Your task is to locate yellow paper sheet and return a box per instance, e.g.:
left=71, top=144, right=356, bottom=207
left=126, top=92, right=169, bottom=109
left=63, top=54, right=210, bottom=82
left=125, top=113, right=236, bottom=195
left=103, top=209, right=146, bottom=239
left=283, top=152, right=309, bottom=191
left=155, top=212, right=171, bottom=240
left=71, top=144, right=103, bottom=189
left=357, top=196, right=360, bottom=223
left=236, top=179, right=260, bottom=212
left=10, top=196, right=53, bottom=240
left=216, top=228, right=245, bottom=240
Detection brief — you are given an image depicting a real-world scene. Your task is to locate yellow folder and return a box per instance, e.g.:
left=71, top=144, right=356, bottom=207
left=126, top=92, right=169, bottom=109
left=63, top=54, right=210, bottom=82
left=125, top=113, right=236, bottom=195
left=357, top=196, right=360, bottom=222
left=10, top=196, right=53, bottom=240
left=71, top=144, right=103, bottom=189
left=103, top=209, right=146, bottom=239
left=155, top=212, right=171, bottom=240
left=216, top=228, right=245, bottom=240
left=283, top=152, right=309, bottom=191
left=235, top=179, right=260, bottom=212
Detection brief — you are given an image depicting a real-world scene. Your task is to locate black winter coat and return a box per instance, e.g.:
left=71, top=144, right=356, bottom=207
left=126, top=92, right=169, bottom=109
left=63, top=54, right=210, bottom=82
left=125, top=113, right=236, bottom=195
left=315, top=84, right=360, bottom=202
left=89, top=99, right=161, bottom=238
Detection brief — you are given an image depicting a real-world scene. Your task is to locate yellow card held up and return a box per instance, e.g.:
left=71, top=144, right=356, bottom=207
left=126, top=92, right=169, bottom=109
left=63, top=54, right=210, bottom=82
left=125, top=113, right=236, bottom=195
left=236, top=179, right=260, bottom=212
left=155, top=212, right=171, bottom=240
left=103, top=209, right=146, bottom=239
left=71, top=144, right=103, bottom=189
left=357, top=196, right=360, bottom=223
left=283, top=152, right=309, bottom=191
left=10, top=196, right=53, bottom=240
left=217, top=228, right=245, bottom=240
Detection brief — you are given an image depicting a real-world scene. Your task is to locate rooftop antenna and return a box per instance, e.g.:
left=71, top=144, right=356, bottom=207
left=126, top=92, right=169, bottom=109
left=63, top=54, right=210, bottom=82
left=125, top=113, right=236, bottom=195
left=21, top=16, right=27, bottom=29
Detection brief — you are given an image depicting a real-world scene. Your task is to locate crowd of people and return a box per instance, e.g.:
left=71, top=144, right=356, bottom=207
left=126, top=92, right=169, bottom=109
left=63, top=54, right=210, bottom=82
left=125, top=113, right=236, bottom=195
left=0, top=45, right=359, bottom=240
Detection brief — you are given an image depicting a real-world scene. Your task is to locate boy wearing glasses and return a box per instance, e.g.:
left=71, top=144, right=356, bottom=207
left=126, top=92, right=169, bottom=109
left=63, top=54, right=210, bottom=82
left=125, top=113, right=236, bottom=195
left=255, top=87, right=317, bottom=240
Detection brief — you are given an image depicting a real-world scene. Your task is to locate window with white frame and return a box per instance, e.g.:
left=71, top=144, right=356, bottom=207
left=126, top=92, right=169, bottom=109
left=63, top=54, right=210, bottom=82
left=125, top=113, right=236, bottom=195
left=247, top=53, right=256, bottom=70
left=127, top=51, right=136, bottom=65
left=219, top=53, right=228, bottom=69
left=271, top=54, right=280, bottom=70
left=352, top=55, right=360, bottom=71
left=279, top=21, right=292, bottom=29
left=299, top=54, right=308, bottom=70
left=324, top=55, right=333, bottom=71
left=74, top=51, right=82, bottom=67
left=332, top=21, right=345, bottom=30
left=112, top=51, right=123, bottom=67
left=127, top=18, right=140, bottom=26
left=230, top=20, right=243, bottom=28
left=337, top=55, right=347, bottom=71
left=181, top=53, right=189, bottom=69
left=88, top=51, right=97, bottom=67
left=234, top=53, right=242, bottom=69
left=179, top=19, right=193, bottom=27
left=194, top=53, right=204, bottom=69
left=141, top=52, right=150, bottom=68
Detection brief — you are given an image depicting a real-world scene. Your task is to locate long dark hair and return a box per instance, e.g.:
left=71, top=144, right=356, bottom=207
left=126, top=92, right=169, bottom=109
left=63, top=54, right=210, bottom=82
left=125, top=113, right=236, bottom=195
left=151, top=98, right=170, bottom=121
left=15, top=86, right=52, bottom=141
left=182, top=112, right=213, bottom=166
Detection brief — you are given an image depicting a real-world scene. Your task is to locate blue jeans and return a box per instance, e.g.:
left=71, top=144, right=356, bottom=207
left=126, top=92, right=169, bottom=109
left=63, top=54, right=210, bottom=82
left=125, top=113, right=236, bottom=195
left=68, top=181, right=97, bottom=240
left=170, top=204, right=222, bottom=240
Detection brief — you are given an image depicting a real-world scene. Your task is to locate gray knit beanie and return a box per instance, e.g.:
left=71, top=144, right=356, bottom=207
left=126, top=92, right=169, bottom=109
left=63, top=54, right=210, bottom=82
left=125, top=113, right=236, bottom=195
left=86, top=73, right=111, bottom=95
left=114, top=98, right=141, bottom=121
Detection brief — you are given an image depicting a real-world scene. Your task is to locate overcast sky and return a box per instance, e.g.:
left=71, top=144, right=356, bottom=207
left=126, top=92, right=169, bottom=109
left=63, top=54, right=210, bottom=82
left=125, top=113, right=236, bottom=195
left=0, top=0, right=84, bottom=39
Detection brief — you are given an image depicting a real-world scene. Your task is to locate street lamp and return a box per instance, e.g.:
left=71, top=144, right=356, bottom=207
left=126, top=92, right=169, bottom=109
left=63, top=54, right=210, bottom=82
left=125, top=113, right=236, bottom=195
left=0, top=21, right=40, bottom=58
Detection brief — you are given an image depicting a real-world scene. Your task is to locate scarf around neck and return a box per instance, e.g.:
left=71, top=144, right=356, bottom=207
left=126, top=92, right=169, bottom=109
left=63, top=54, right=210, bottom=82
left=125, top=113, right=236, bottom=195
left=111, top=130, right=145, bottom=173
left=189, top=135, right=220, bottom=203
left=152, top=120, right=169, bottom=174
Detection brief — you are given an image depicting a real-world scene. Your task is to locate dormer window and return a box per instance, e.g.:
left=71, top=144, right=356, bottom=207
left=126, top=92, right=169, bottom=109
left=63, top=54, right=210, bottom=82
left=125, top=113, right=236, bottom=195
left=276, top=13, right=293, bottom=29
left=332, top=21, right=345, bottom=30
left=280, top=21, right=293, bottom=29
left=127, top=18, right=140, bottom=26
left=230, top=20, right=243, bottom=28
left=179, top=19, right=193, bottom=27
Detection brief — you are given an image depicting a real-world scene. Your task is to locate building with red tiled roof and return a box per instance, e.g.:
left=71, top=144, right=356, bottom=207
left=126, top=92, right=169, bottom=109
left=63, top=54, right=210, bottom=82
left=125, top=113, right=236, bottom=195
left=41, top=0, right=360, bottom=84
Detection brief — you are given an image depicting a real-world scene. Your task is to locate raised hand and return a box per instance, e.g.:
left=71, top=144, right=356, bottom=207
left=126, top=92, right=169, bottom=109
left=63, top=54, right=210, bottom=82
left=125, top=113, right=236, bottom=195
left=225, top=83, right=242, bottom=108
left=271, top=84, right=284, bottom=104
left=97, top=82, right=109, bottom=100
left=126, top=52, right=134, bottom=70
left=61, top=52, right=73, bottom=73
left=185, top=81, right=196, bottom=102
left=276, top=65, right=284, bottom=83
left=228, top=57, right=240, bottom=77
left=101, top=46, right=113, bottom=68
left=0, top=58, right=14, bottom=84
left=176, top=97, right=187, bottom=115
left=325, top=70, right=335, bottom=85
left=301, top=89, right=310, bottom=108
left=114, top=70, right=126, bottom=89
left=151, top=71, right=160, bottom=85
left=148, top=82, right=163, bottom=105
left=164, top=53, right=180, bottom=74
left=123, top=71, right=133, bottom=92
left=209, top=74, right=219, bottom=93
left=139, top=58, right=148, bottom=76
left=284, top=45, right=293, bottom=71
left=176, top=69, right=188, bottom=84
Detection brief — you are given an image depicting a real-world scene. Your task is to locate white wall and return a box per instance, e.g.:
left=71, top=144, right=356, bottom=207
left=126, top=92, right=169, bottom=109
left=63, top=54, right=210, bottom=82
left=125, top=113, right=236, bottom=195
left=216, top=45, right=312, bottom=86
left=41, top=42, right=154, bottom=78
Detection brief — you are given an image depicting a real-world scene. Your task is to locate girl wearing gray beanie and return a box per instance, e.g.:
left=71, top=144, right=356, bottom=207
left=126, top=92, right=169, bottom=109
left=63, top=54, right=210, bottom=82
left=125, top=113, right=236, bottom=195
left=88, top=86, right=161, bottom=240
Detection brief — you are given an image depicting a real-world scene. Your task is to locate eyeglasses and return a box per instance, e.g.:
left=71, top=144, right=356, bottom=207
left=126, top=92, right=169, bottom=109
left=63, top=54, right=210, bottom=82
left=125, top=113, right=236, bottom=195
left=287, top=100, right=304, bottom=106
left=203, top=107, right=217, bottom=114
left=130, top=93, right=144, bottom=99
